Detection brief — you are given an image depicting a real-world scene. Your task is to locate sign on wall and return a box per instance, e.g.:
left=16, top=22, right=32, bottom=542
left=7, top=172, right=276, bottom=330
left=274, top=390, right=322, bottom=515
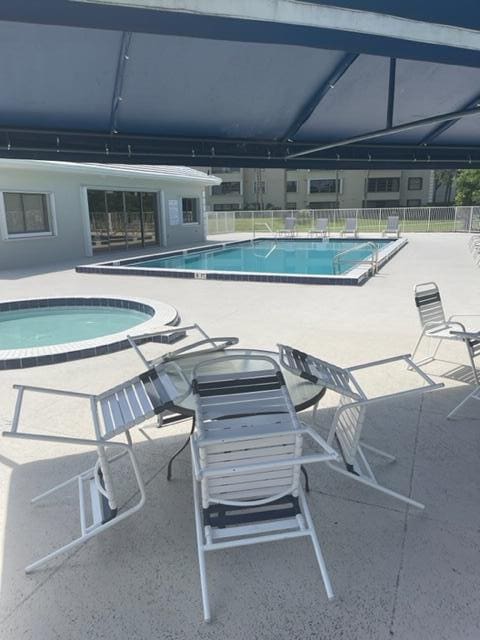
left=168, top=199, right=181, bottom=225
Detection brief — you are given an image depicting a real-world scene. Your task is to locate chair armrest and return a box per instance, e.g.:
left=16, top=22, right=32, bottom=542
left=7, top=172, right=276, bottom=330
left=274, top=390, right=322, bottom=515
left=12, top=384, right=94, bottom=399
left=449, top=330, right=480, bottom=340
left=347, top=353, right=412, bottom=372
left=2, top=430, right=130, bottom=449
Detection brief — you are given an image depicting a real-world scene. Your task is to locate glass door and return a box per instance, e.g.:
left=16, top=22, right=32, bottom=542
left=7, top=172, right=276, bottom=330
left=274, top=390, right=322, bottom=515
left=141, top=192, right=158, bottom=246
left=125, top=192, right=143, bottom=248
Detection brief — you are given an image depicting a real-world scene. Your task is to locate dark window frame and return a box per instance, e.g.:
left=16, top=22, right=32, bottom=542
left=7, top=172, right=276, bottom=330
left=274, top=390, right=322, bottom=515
left=408, top=177, right=423, bottom=191
left=309, top=179, right=340, bottom=194
left=367, top=177, right=400, bottom=193
left=182, top=197, right=200, bottom=224
left=3, top=191, right=54, bottom=237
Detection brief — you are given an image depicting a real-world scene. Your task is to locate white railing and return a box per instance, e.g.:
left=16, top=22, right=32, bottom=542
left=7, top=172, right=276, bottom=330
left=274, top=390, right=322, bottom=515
left=332, top=241, right=379, bottom=275
left=206, top=206, right=480, bottom=236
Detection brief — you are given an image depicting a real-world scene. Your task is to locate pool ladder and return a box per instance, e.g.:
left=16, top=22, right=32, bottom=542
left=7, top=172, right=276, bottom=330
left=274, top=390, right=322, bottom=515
left=332, top=241, right=379, bottom=275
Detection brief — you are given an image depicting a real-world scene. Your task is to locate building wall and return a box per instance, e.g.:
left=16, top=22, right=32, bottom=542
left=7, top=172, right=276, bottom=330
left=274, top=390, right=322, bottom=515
left=0, top=166, right=208, bottom=270
left=204, top=167, right=436, bottom=210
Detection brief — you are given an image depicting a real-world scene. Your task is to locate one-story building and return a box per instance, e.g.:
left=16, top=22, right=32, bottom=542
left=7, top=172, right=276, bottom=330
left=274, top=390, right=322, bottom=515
left=0, top=160, right=220, bottom=269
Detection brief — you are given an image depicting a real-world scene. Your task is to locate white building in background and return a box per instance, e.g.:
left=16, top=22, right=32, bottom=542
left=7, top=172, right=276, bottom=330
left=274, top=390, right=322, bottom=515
left=0, top=160, right=218, bottom=270
left=203, top=167, right=448, bottom=211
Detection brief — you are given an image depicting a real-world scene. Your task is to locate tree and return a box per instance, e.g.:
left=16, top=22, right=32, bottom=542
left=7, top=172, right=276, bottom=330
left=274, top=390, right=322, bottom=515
left=455, top=169, right=480, bottom=205
left=434, top=169, right=456, bottom=203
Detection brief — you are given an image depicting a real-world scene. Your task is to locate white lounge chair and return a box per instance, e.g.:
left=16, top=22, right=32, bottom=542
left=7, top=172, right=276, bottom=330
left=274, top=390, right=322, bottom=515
left=276, top=216, right=296, bottom=238
left=2, top=363, right=189, bottom=572
left=310, top=217, right=330, bottom=238
left=190, top=354, right=338, bottom=622
left=447, top=330, right=480, bottom=419
left=411, top=282, right=479, bottom=377
left=383, top=215, right=400, bottom=238
left=341, top=217, right=358, bottom=237
left=278, top=344, right=442, bottom=509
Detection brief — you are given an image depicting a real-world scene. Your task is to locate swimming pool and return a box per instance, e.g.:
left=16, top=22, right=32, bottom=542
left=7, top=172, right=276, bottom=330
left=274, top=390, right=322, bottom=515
left=0, top=296, right=178, bottom=369
left=78, top=237, right=407, bottom=285
left=0, top=306, right=151, bottom=350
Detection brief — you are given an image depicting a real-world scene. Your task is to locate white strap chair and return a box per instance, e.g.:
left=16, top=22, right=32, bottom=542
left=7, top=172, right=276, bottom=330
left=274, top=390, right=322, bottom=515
left=276, top=216, right=296, bottom=238
left=278, top=344, right=443, bottom=509
left=383, top=215, right=400, bottom=238
left=310, top=217, right=330, bottom=238
left=127, top=323, right=239, bottom=369
left=341, top=217, right=358, bottom=237
left=2, top=363, right=188, bottom=573
left=190, top=354, right=338, bottom=622
left=411, top=282, right=480, bottom=379
left=447, top=330, right=480, bottom=419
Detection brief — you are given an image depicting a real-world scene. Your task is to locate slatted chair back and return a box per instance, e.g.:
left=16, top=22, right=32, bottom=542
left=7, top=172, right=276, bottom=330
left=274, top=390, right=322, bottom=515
left=315, top=218, right=329, bottom=232
left=96, top=366, right=184, bottom=440
left=278, top=344, right=362, bottom=400
left=344, top=217, right=357, bottom=233
left=414, top=282, right=446, bottom=329
left=385, top=216, right=399, bottom=233
left=192, top=356, right=303, bottom=509
left=331, top=396, right=367, bottom=470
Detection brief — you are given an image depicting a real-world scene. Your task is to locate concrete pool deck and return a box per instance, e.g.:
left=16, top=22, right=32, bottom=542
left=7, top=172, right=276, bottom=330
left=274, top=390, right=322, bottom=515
left=1, top=233, right=479, bottom=639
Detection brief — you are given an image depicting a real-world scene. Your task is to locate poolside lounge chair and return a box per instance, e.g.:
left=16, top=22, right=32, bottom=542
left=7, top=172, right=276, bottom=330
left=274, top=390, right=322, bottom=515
left=383, top=215, right=400, bottom=238
left=447, top=330, right=480, bottom=419
left=341, top=217, right=358, bottom=237
left=276, top=216, right=296, bottom=238
left=2, top=362, right=189, bottom=572
left=310, top=217, right=330, bottom=238
left=278, top=344, right=442, bottom=509
left=411, top=282, right=479, bottom=377
left=190, top=354, right=338, bottom=622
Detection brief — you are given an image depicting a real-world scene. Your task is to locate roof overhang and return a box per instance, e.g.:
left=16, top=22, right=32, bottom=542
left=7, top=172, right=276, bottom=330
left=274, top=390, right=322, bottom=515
left=2, top=0, right=480, bottom=168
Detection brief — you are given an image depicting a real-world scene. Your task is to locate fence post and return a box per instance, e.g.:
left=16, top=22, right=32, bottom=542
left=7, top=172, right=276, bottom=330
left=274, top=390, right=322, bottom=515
left=427, top=208, right=431, bottom=232
left=470, top=206, right=474, bottom=233
left=378, top=208, right=382, bottom=232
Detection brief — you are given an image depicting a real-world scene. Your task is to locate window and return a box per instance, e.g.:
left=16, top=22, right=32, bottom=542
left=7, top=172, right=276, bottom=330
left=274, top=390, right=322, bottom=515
left=309, top=201, right=337, bottom=209
left=408, top=177, right=423, bottom=191
left=309, top=179, right=340, bottom=194
left=286, top=180, right=297, bottom=193
left=214, top=167, right=238, bottom=174
left=213, top=203, right=239, bottom=211
left=182, top=198, right=200, bottom=224
left=365, top=199, right=400, bottom=208
left=367, top=177, right=400, bottom=192
left=407, top=198, right=422, bottom=207
left=211, top=181, right=241, bottom=195
left=3, top=192, right=53, bottom=237
left=286, top=202, right=297, bottom=210
left=254, top=181, right=265, bottom=194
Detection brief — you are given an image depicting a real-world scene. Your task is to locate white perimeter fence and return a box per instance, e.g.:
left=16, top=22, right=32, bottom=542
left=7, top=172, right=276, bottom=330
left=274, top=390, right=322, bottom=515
left=207, top=206, right=480, bottom=236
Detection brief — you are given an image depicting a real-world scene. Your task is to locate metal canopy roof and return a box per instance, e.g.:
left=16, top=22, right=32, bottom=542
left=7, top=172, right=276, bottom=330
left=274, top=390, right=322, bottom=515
left=2, top=0, right=480, bottom=169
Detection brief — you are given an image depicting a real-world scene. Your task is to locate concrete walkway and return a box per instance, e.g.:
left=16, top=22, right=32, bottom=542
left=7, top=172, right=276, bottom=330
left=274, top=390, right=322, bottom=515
left=1, top=233, right=479, bottom=639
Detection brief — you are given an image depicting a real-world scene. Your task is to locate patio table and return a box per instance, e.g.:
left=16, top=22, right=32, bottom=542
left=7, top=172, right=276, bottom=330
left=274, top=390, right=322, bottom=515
left=162, top=347, right=327, bottom=480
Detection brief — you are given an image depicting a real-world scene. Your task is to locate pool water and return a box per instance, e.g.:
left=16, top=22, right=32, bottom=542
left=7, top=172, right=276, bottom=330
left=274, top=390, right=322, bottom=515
left=0, top=306, right=151, bottom=349
left=131, top=239, right=391, bottom=275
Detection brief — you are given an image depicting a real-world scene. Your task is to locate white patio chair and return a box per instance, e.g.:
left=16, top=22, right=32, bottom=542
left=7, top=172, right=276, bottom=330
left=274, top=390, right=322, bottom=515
left=127, top=323, right=239, bottom=370
left=310, top=217, right=330, bottom=238
left=411, top=282, right=480, bottom=379
left=128, top=324, right=239, bottom=478
left=278, top=344, right=442, bottom=509
left=382, top=215, right=400, bottom=238
left=447, top=330, right=480, bottom=419
left=2, top=363, right=189, bottom=572
left=190, top=354, right=338, bottom=622
left=341, top=217, right=358, bottom=237
left=276, top=216, right=296, bottom=238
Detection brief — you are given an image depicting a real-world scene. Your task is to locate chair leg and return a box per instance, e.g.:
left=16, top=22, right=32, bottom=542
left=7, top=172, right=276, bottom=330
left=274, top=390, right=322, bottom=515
left=327, top=462, right=425, bottom=509
left=192, top=465, right=211, bottom=622
left=447, top=386, right=480, bottom=420
left=299, top=488, right=335, bottom=601
left=360, top=442, right=396, bottom=462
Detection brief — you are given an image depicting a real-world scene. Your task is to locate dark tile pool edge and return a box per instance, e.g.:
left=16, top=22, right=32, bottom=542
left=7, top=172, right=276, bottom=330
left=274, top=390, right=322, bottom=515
left=76, top=237, right=407, bottom=286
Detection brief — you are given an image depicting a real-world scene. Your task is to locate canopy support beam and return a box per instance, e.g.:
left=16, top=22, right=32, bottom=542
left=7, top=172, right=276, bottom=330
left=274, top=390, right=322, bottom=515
left=109, top=31, right=132, bottom=135
left=420, top=92, right=480, bottom=144
left=386, top=58, right=396, bottom=129
left=286, top=106, right=480, bottom=159
left=281, top=53, right=358, bottom=142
